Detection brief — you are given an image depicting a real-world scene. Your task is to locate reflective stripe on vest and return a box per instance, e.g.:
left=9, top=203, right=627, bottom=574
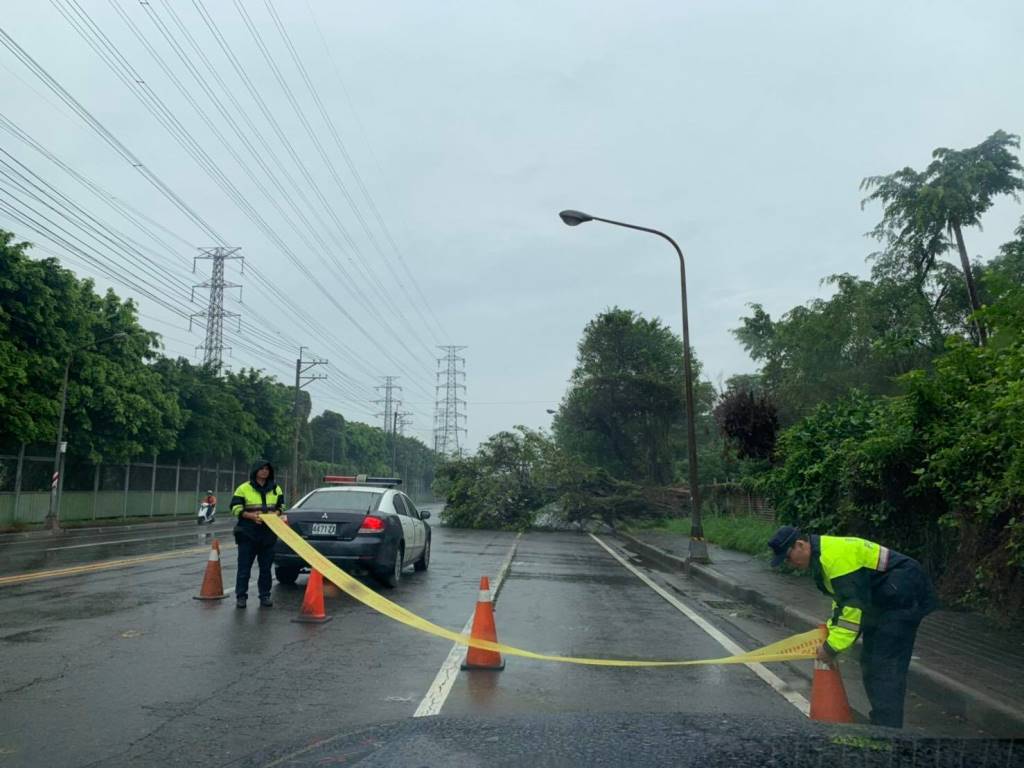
left=232, top=482, right=284, bottom=515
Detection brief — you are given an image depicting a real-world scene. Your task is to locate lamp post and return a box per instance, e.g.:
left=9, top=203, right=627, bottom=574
left=45, top=332, right=130, bottom=533
left=559, top=209, right=709, bottom=563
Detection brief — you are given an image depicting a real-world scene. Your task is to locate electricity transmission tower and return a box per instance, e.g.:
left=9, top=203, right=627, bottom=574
left=375, top=377, right=402, bottom=436
left=189, top=246, right=243, bottom=369
left=434, top=346, right=467, bottom=457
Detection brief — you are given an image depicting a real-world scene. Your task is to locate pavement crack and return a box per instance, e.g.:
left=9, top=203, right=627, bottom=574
left=79, top=633, right=317, bottom=768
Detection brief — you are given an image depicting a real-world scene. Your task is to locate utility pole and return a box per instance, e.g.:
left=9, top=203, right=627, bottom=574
left=434, top=346, right=467, bottom=457
left=190, top=247, right=243, bottom=370
left=292, top=346, right=327, bottom=498
left=391, top=411, right=412, bottom=476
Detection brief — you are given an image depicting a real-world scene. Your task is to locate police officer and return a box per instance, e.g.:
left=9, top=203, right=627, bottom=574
left=231, top=460, right=286, bottom=608
left=768, top=525, right=938, bottom=728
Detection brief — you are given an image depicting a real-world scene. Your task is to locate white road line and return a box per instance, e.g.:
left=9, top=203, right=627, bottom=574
left=590, top=533, right=811, bottom=717
left=41, top=529, right=231, bottom=552
left=413, top=534, right=521, bottom=718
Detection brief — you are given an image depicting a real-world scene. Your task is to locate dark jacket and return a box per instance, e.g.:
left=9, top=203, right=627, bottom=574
left=811, top=535, right=939, bottom=628
left=231, top=460, right=285, bottom=548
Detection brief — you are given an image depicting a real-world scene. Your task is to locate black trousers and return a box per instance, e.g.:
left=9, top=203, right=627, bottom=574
left=235, top=535, right=275, bottom=599
left=860, top=615, right=922, bottom=728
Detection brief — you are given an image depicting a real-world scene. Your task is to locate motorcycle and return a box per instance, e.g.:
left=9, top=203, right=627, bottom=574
left=196, top=502, right=216, bottom=525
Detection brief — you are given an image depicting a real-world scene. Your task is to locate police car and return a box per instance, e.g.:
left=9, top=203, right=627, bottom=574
left=272, top=476, right=431, bottom=588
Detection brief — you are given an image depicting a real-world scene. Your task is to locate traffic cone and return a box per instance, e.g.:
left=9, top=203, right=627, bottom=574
left=810, top=660, right=854, bottom=723
left=291, top=569, right=333, bottom=624
left=193, top=539, right=228, bottom=600
left=461, top=576, right=505, bottom=670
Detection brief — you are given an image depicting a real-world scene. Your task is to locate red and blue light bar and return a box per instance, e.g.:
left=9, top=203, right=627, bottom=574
left=322, top=475, right=402, bottom=487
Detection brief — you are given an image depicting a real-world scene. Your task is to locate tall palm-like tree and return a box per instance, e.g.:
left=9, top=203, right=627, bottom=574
left=862, top=130, right=1024, bottom=345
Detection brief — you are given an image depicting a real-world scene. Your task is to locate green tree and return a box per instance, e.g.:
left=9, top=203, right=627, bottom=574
left=150, top=358, right=258, bottom=461
left=862, top=130, right=1024, bottom=345
left=436, top=426, right=552, bottom=529
left=0, top=230, right=179, bottom=461
left=309, top=410, right=346, bottom=464
left=734, top=274, right=946, bottom=422
left=224, top=369, right=295, bottom=465
left=977, top=218, right=1024, bottom=343
left=554, top=308, right=701, bottom=484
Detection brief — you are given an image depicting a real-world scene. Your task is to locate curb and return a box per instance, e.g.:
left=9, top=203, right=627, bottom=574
left=617, top=531, right=1024, bottom=736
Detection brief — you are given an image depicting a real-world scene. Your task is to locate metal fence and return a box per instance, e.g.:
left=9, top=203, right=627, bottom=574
left=0, top=447, right=291, bottom=527
left=702, top=483, right=776, bottom=523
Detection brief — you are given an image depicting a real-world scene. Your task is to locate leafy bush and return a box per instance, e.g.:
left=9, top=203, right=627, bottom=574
left=759, top=338, right=1024, bottom=614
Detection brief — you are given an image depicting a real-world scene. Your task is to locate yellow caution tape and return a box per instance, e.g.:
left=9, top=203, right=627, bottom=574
left=263, top=514, right=824, bottom=667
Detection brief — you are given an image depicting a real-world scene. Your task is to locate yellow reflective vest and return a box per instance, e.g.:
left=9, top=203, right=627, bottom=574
left=812, top=535, right=893, bottom=654
left=230, top=480, right=286, bottom=517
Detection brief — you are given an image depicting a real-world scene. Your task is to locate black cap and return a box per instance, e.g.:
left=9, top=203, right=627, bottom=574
left=768, top=525, right=800, bottom=567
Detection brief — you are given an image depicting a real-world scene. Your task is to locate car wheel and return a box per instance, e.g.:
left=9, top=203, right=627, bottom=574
left=378, top=543, right=404, bottom=588
left=275, top=565, right=300, bottom=586
left=414, top=536, right=430, bottom=572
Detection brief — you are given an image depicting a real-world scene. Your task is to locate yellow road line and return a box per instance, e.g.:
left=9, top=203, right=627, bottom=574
left=0, top=542, right=236, bottom=587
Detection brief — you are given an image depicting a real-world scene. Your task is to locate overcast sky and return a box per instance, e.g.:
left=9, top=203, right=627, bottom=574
left=2, top=1, right=1023, bottom=451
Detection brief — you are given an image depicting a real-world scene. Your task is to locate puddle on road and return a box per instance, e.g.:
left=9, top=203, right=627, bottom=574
left=1, top=628, right=51, bottom=643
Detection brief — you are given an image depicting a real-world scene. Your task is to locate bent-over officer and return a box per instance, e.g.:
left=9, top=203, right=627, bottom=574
left=231, top=459, right=286, bottom=608
left=768, top=525, right=938, bottom=728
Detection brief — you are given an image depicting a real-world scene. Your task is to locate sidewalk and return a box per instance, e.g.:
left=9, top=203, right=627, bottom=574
left=620, top=530, right=1024, bottom=737
left=0, top=516, right=223, bottom=544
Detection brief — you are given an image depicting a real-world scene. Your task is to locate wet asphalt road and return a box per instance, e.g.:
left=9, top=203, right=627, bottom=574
left=0, top=514, right=997, bottom=767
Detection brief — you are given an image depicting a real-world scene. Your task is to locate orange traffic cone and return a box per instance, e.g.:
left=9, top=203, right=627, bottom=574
left=193, top=539, right=228, bottom=600
left=291, top=569, right=333, bottom=624
left=461, top=576, right=505, bottom=670
left=810, top=660, right=854, bottom=723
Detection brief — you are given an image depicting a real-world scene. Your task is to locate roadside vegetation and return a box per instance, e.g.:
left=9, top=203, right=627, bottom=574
left=0, top=230, right=435, bottom=496
left=435, top=130, right=1024, bottom=616
left=625, top=515, right=778, bottom=558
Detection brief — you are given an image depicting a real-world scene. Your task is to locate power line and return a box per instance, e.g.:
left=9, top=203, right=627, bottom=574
left=0, top=12, right=441, bottom=416
left=262, top=0, right=444, bottom=346
left=0, top=23, right=225, bottom=243
left=132, top=0, right=438, bottom=392
left=300, top=0, right=447, bottom=344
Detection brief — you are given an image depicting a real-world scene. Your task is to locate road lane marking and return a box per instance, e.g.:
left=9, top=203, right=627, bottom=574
left=413, top=533, right=521, bottom=718
left=40, top=529, right=232, bottom=552
left=0, top=542, right=236, bottom=587
left=590, top=533, right=811, bottom=717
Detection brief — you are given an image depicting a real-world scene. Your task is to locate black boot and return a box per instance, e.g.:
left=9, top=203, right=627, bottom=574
left=259, top=596, right=273, bottom=608
left=236, top=596, right=247, bottom=609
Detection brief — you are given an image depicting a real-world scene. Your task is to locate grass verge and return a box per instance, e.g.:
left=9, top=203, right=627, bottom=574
left=626, top=514, right=777, bottom=557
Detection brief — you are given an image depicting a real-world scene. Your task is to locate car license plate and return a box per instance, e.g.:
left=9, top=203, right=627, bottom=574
left=310, top=523, right=336, bottom=536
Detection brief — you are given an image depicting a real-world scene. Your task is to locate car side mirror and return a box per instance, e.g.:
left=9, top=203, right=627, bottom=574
left=421, top=511, right=431, bottom=520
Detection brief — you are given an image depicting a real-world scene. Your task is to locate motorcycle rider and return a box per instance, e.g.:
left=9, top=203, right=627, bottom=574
left=198, top=489, right=217, bottom=523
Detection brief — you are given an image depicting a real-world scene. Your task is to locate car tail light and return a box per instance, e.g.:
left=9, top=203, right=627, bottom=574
left=358, top=515, right=385, bottom=534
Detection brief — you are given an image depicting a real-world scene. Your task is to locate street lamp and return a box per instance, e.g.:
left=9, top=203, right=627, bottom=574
left=559, top=209, right=709, bottom=563
left=45, top=332, right=131, bottom=532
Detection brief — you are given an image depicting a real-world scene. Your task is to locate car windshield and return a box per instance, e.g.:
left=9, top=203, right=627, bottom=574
left=1, top=1, right=1021, bottom=764
left=294, top=490, right=383, bottom=512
